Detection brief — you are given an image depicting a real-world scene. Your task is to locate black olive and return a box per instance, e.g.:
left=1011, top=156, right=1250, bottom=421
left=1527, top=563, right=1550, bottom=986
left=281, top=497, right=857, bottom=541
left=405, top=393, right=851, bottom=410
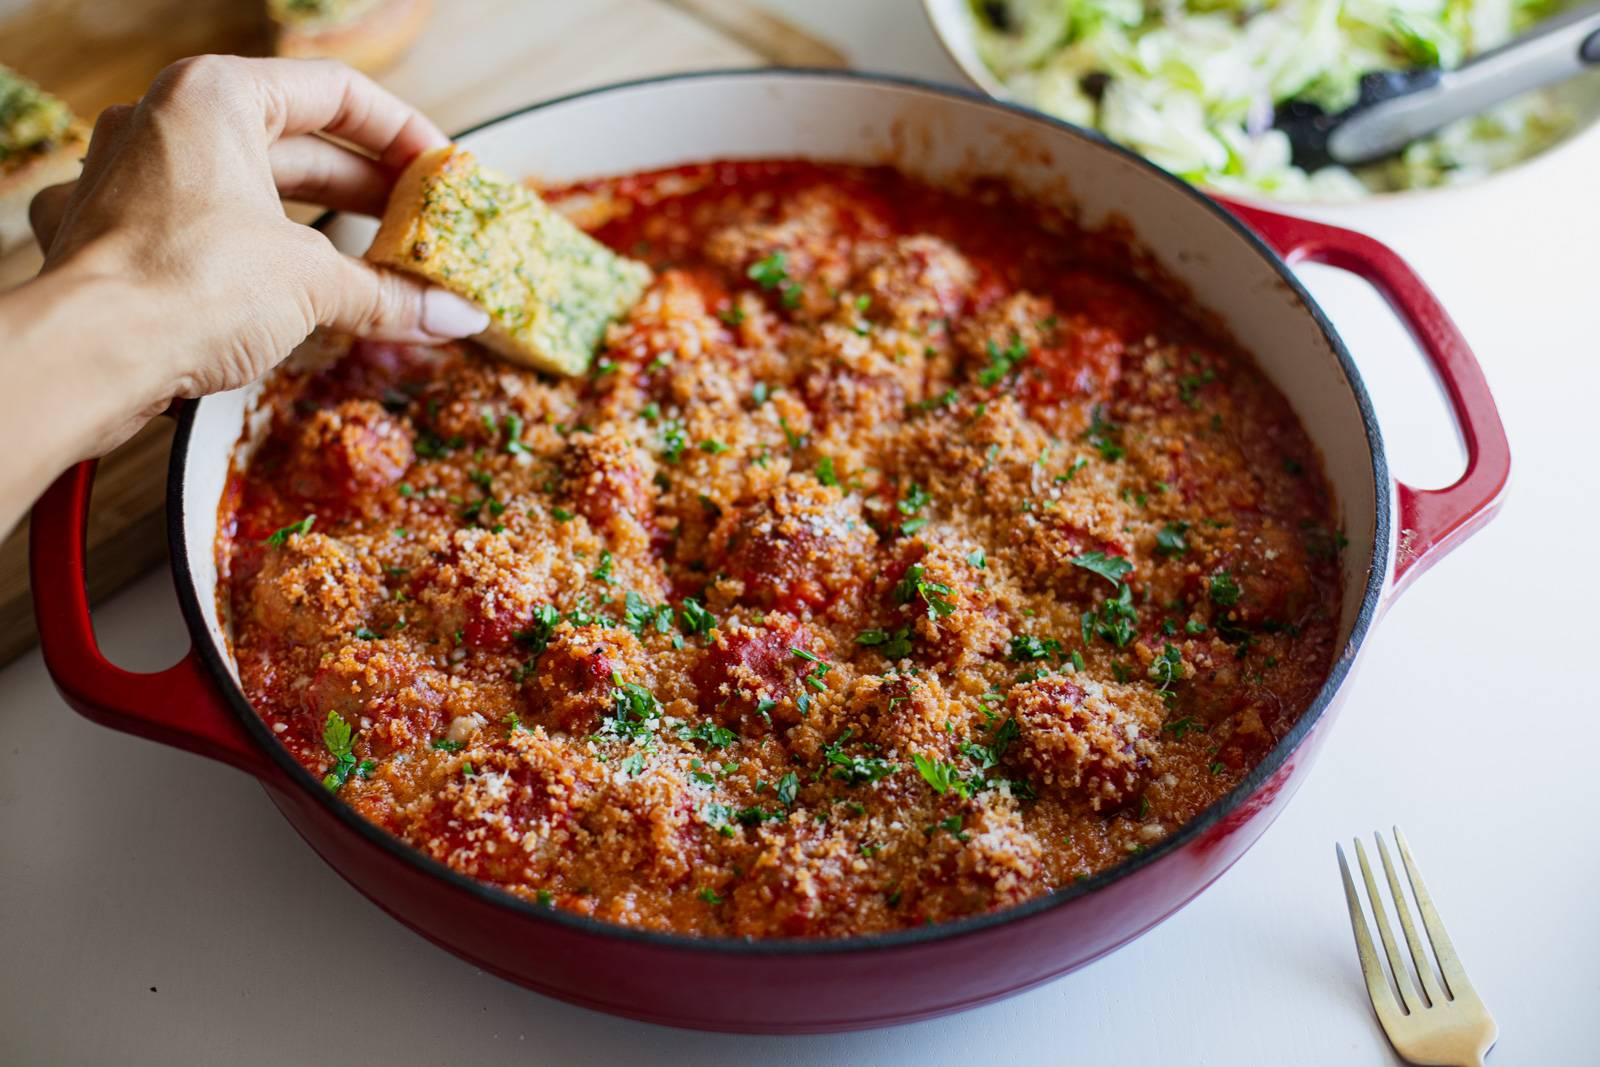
left=978, top=0, right=1011, bottom=31
left=1079, top=72, right=1112, bottom=102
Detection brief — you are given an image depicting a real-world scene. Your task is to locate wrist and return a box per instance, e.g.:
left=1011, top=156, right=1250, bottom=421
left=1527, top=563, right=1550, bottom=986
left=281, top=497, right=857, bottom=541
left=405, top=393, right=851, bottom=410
left=0, top=253, right=168, bottom=520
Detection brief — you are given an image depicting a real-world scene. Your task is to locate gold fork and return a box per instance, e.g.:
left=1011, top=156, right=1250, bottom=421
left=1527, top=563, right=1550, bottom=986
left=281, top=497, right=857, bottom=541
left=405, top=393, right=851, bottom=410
left=1336, top=828, right=1498, bottom=1066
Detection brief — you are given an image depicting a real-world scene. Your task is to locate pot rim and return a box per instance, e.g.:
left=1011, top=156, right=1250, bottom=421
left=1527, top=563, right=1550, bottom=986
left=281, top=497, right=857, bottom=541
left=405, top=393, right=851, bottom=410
left=167, top=67, right=1392, bottom=958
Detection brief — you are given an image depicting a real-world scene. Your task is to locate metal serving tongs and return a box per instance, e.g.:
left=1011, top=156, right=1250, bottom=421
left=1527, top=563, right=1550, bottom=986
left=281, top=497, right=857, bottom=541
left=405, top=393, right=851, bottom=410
left=1276, top=2, right=1600, bottom=170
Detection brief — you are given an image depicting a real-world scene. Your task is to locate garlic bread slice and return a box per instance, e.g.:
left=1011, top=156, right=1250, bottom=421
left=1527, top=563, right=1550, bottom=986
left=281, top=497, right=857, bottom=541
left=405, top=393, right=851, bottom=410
left=367, top=145, right=650, bottom=376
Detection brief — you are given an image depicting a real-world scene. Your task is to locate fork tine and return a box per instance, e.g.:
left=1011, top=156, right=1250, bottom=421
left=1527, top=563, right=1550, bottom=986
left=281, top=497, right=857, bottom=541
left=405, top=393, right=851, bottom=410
left=1394, top=826, right=1479, bottom=999
left=1336, top=843, right=1405, bottom=1029
left=1375, top=831, right=1446, bottom=1007
left=1354, top=838, right=1421, bottom=1013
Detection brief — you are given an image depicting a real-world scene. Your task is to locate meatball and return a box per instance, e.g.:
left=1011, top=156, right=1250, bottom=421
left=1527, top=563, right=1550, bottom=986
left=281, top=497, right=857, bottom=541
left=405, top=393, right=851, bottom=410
left=283, top=399, right=414, bottom=502
left=562, top=426, right=656, bottom=532
left=305, top=641, right=450, bottom=755
left=603, top=268, right=731, bottom=384
left=691, top=615, right=813, bottom=730
left=414, top=527, right=556, bottom=650
left=711, top=475, right=877, bottom=614
left=876, top=542, right=1006, bottom=668
left=250, top=532, right=384, bottom=646
left=1197, top=516, right=1317, bottom=629
left=849, top=235, right=974, bottom=334
left=523, top=624, right=645, bottom=736
left=390, top=727, right=596, bottom=886
left=1008, top=676, right=1160, bottom=812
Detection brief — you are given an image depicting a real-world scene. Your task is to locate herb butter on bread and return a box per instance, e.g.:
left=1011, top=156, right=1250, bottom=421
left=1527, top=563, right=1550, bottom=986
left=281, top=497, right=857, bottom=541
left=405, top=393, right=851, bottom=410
left=367, top=145, right=652, bottom=377
left=0, top=65, right=87, bottom=255
left=267, top=0, right=432, bottom=74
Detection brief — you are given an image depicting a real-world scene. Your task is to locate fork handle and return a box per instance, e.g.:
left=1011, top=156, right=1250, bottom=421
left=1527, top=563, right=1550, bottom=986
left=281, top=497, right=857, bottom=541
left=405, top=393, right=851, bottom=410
left=1329, top=2, right=1600, bottom=164
left=1220, top=202, right=1511, bottom=598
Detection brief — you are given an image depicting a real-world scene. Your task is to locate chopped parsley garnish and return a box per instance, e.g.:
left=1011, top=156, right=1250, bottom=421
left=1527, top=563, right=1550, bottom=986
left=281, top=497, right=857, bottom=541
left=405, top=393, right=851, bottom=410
left=893, top=563, right=955, bottom=619
left=1070, top=551, right=1132, bottom=586
left=748, top=251, right=788, bottom=289
left=591, top=550, right=616, bottom=584
left=926, top=814, right=970, bottom=843
left=412, top=432, right=464, bottom=459
left=1163, top=716, right=1202, bottom=739
left=1056, top=457, right=1089, bottom=484
left=1082, top=583, right=1139, bottom=648
left=352, top=627, right=381, bottom=641
left=911, top=388, right=958, bottom=415
left=699, top=439, right=730, bottom=455
left=959, top=716, right=1020, bottom=773
left=1178, top=368, right=1216, bottom=409
left=677, top=597, right=717, bottom=637
left=978, top=335, right=1028, bottom=387
left=1209, top=572, right=1242, bottom=606
left=603, top=673, right=663, bottom=742
left=815, top=455, right=838, bottom=487
left=430, top=738, right=463, bottom=753
left=1149, top=642, right=1184, bottom=691
left=1084, top=406, right=1124, bottom=461
left=500, top=413, right=528, bottom=454
left=822, top=729, right=899, bottom=785
left=622, top=591, right=674, bottom=637
left=265, top=515, right=315, bottom=546
left=677, top=720, right=737, bottom=749
left=966, top=547, right=986, bottom=570
left=1156, top=522, right=1190, bottom=557
left=751, top=382, right=770, bottom=406
left=748, top=251, right=802, bottom=308
left=513, top=604, right=561, bottom=655
left=1008, top=633, right=1060, bottom=662
left=896, top=483, right=931, bottom=535
left=321, top=710, right=359, bottom=791
left=698, top=887, right=724, bottom=905
left=912, top=753, right=962, bottom=796
left=718, top=305, right=746, bottom=327
left=856, top=627, right=914, bottom=659
left=1185, top=618, right=1208, bottom=635
left=551, top=506, right=575, bottom=522
left=659, top=419, right=687, bottom=462
left=776, top=772, right=800, bottom=807
left=778, top=415, right=807, bottom=450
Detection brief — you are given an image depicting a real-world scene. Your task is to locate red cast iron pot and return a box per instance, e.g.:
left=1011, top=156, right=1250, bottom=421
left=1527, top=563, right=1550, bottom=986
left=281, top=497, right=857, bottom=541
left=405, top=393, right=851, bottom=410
left=28, top=71, right=1509, bottom=1033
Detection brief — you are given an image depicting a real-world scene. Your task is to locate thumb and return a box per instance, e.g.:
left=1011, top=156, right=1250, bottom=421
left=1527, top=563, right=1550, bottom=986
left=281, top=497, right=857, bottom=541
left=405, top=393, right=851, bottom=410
left=316, top=253, right=489, bottom=342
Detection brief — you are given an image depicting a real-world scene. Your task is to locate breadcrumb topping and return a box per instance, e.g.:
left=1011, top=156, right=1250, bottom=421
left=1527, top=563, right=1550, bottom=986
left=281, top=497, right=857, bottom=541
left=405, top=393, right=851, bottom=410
left=218, top=161, right=1341, bottom=937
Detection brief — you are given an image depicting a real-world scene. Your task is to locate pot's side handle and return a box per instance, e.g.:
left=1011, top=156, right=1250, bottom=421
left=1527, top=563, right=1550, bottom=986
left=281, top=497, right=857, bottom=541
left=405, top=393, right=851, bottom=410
left=1223, top=201, right=1511, bottom=599
left=30, top=460, right=273, bottom=778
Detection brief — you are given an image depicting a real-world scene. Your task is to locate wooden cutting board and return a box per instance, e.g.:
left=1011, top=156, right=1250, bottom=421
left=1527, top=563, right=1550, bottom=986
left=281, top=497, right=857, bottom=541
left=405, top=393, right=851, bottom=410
left=0, top=0, right=844, bottom=666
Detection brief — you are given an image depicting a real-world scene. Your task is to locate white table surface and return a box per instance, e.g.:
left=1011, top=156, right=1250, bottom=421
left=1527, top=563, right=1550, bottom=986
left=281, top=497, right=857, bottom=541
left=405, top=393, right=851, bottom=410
left=4, top=4, right=1598, bottom=1063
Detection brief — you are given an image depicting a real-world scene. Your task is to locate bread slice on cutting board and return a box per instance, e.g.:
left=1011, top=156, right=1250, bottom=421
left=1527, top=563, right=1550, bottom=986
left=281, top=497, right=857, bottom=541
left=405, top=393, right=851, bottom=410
left=268, top=0, right=433, bottom=74
left=0, top=65, right=87, bottom=255
left=367, top=145, right=652, bottom=377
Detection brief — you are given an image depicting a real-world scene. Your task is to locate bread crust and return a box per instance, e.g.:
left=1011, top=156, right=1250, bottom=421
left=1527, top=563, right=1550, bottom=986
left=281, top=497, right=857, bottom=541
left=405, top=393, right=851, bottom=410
left=271, top=0, right=433, bottom=74
left=0, top=124, right=87, bottom=255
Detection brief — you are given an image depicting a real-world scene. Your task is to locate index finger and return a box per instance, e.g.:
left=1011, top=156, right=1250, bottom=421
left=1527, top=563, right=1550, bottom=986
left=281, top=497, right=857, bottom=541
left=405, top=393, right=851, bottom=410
left=237, top=56, right=447, bottom=168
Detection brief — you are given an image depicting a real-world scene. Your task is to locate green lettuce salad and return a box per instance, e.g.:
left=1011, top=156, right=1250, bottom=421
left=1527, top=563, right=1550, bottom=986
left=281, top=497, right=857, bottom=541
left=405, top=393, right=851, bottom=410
left=969, top=0, right=1586, bottom=198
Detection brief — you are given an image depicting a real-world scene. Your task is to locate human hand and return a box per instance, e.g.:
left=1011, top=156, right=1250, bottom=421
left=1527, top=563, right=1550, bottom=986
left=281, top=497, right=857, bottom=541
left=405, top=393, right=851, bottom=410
left=25, top=55, right=487, bottom=451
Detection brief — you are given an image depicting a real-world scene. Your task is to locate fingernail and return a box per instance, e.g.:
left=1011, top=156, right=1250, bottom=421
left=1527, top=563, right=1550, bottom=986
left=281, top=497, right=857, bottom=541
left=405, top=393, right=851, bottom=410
left=422, top=288, right=490, bottom=338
